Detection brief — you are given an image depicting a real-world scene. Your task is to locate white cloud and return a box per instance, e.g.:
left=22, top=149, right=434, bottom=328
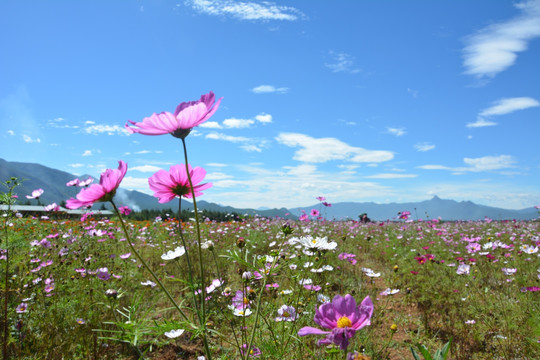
left=47, top=117, right=79, bottom=129
left=22, top=134, right=40, bottom=143
left=387, top=127, right=406, bottom=136
left=418, top=155, right=516, bottom=173
left=462, top=0, right=540, bottom=78
left=365, top=173, right=418, bottom=179
left=199, top=121, right=222, bottom=129
left=469, top=97, right=539, bottom=128
left=479, top=97, right=540, bottom=116
left=130, top=165, right=163, bottom=173
left=223, top=118, right=255, bottom=128
left=69, top=163, right=85, bottom=168
left=466, top=118, right=497, bottom=128
left=240, top=144, right=262, bottom=152
left=120, top=176, right=152, bottom=194
left=205, top=172, right=233, bottom=180
left=325, top=51, right=361, bottom=74
left=206, top=162, right=228, bottom=167
left=7, top=130, right=15, bottom=136
left=275, top=132, right=394, bottom=163
left=205, top=132, right=250, bottom=143
left=414, top=143, right=435, bottom=152
left=84, top=124, right=130, bottom=136
left=255, top=113, right=272, bottom=123
left=82, top=150, right=92, bottom=157
left=187, top=0, right=305, bottom=21
left=251, top=85, right=289, bottom=94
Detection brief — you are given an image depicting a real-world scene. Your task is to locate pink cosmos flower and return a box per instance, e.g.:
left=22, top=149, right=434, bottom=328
left=26, top=188, right=44, bottom=199
left=310, top=209, right=320, bottom=217
left=316, top=196, right=326, bottom=202
left=298, top=294, right=373, bottom=350
left=66, top=178, right=80, bottom=186
left=148, top=164, right=211, bottom=203
left=66, top=161, right=127, bottom=209
left=78, top=177, right=94, bottom=187
left=125, top=91, right=222, bottom=139
left=118, top=206, right=131, bottom=216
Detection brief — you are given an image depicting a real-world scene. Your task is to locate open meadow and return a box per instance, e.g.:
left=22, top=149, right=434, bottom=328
left=1, top=204, right=539, bottom=359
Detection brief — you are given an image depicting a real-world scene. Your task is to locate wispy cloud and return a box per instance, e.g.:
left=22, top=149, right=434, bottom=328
left=325, top=51, right=361, bottom=74
left=47, top=117, right=79, bottom=129
left=387, top=127, right=406, bottom=136
left=130, top=165, right=163, bottom=173
left=466, top=118, right=497, bottom=128
left=7, top=130, right=15, bottom=136
left=22, top=134, right=40, bottom=143
left=414, top=142, right=435, bottom=152
left=201, top=113, right=272, bottom=129
left=222, top=118, right=255, bottom=128
left=205, top=132, right=265, bottom=152
left=251, top=85, right=289, bottom=94
left=467, top=97, right=540, bottom=127
left=418, top=155, right=516, bottom=173
left=365, top=173, right=418, bottom=179
left=82, top=150, right=92, bottom=157
left=84, top=124, right=130, bottom=136
left=186, top=0, right=306, bottom=21
left=462, top=0, right=540, bottom=78
left=275, top=132, right=393, bottom=163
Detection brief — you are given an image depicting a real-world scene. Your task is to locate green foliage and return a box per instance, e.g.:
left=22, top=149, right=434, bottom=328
left=410, top=338, right=452, bottom=360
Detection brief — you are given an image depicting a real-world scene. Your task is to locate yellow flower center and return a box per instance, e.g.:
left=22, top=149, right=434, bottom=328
left=337, top=316, right=352, bottom=328
left=311, top=240, right=317, bottom=244
left=282, top=311, right=290, bottom=317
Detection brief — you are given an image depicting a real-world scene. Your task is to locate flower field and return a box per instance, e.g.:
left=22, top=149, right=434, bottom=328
left=1, top=208, right=539, bottom=359
left=1, top=92, right=539, bottom=359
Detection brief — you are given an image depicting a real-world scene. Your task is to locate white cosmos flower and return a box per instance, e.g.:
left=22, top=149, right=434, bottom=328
left=229, top=306, right=252, bottom=317
left=164, top=329, right=184, bottom=338
left=298, top=278, right=312, bottom=285
left=141, top=280, right=156, bottom=287
left=161, top=246, right=186, bottom=260
left=456, top=264, right=470, bottom=275
left=380, top=288, right=400, bottom=296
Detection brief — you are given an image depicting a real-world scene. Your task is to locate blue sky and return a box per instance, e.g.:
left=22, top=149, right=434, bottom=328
left=1, top=0, right=539, bottom=210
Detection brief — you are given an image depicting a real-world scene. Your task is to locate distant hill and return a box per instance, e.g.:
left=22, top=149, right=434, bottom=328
left=1, top=159, right=537, bottom=221
left=0, top=158, right=293, bottom=219
left=289, top=195, right=538, bottom=221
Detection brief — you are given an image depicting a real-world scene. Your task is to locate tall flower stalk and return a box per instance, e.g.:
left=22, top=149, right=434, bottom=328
left=126, top=91, right=222, bottom=359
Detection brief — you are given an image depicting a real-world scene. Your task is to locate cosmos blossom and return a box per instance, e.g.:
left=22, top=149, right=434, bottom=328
left=148, top=164, right=211, bottom=203
left=298, top=294, right=373, bottom=351
left=125, top=91, right=222, bottom=139
left=66, top=161, right=127, bottom=209
left=26, top=188, right=44, bottom=199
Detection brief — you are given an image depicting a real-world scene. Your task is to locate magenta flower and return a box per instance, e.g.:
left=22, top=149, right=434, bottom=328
left=148, top=164, right=211, bottom=203
left=298, top=294, right=373, bottom=351
left=310, top=209, right=320, bottom=217
left=316, top=196, right=326, bottom=202
left=125, top=91, right=222, bottom=139
left=66, top=161, right=127, bottom=209
left=26, top=188, right=44, bottom=199
left=118, top=206, right=131, bottom=216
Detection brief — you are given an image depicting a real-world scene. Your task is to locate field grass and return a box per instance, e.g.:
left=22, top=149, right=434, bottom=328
left=1, top=206, right=539, bottom=360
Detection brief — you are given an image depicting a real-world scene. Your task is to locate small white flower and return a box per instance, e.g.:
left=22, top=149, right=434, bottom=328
left=161, top=246, right=186, bottom=260
left=141, top=280, right=156, bottom=287
left=456, top=264, right=470, bottom=275
left=164, top=329, right=184, bottom=338
left=501, top=268, right=517, bottom=276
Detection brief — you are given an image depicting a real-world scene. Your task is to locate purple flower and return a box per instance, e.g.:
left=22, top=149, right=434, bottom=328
left=298, top=294, right=373, bottom=351
left=16, top=302, right=28, bottom=313
left=96, top=268, right=111, bottom=281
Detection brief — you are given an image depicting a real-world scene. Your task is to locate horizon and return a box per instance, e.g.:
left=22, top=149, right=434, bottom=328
left=1, top=1, right=540, bottom=210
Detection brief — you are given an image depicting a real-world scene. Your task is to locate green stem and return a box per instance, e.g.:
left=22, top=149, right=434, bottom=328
left=110, top=201, right=189, bottom=322
left=181, top=138, right=212, bottom=359
left=176, top=198, right=202, bottom=323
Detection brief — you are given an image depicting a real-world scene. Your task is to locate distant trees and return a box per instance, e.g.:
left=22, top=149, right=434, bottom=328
left=127, top=208, right=242, bottom=222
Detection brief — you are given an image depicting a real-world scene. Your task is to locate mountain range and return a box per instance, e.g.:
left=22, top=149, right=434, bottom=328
left=1, top=158, right=538, bottom=221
